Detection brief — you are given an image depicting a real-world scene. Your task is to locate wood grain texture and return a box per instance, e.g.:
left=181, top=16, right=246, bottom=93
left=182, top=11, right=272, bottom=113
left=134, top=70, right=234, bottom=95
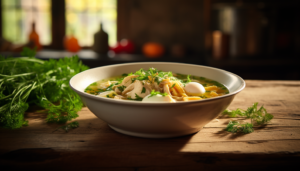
left=1, top=80, right=300, bottom=170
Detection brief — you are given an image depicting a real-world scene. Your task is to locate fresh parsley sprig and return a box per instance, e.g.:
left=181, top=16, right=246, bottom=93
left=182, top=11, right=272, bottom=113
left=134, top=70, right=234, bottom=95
left=223, top=102, right=273, bottom=134
left=0, top=48, right=89, bottom=129
left=226, top=120, right=254, bottom=134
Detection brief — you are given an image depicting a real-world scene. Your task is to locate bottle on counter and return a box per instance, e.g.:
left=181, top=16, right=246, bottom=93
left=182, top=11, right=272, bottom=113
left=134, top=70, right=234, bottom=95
left=28, top=22, right=42, bottom=51
left=92, top=23, right=109, bottom=55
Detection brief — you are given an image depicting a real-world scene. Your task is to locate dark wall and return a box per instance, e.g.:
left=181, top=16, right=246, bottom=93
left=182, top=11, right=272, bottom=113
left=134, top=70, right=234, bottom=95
left=118, top=0, right=205, bottom=55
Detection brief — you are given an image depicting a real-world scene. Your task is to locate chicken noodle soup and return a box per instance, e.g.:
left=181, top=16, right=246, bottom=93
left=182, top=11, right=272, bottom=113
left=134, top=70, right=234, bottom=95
left=84, top=68, right=229, bottom=102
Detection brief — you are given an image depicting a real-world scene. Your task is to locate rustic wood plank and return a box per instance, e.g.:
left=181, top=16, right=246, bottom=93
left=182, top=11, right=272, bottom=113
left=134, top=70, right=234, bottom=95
left=228, top=80, right=300, bottom=118
left=1, top=121, right=300, bottom=154
left=1, top=80, right=300, bottom=170
left=1, top=144, right=299, bottom=170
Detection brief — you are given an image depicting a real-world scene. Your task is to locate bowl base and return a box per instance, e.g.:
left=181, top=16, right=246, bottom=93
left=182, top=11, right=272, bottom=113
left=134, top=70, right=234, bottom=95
left=108, top=125, right=201, bottom=138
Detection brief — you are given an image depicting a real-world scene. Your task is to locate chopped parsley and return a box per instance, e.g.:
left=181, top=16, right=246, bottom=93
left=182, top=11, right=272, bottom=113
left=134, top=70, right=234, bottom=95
left=154, top=76, right=162, bottom=85
left=90, top=82, right=97, bottom=86
left=127, top=94, right=143, bottom=101
left=105, top=83, right=116, bottom=91
left=117, top=85, right=126, bottom=92
left=199, top=95, right=207, bottom=99
left=131, top=78, right=136, bottom=83
left=141, top=87, right=146, bottom=93
left=149, top=90, right=168, bottom=98
left=187, top=75, right=191, bottom=83
left=130, top=68, right=173, bottom=85
left=171, top=83, right=176, bottom=88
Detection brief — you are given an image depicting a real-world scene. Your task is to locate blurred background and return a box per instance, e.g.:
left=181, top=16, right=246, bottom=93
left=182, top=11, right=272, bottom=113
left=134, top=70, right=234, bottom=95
left=0, top=0, right=299, bottom=80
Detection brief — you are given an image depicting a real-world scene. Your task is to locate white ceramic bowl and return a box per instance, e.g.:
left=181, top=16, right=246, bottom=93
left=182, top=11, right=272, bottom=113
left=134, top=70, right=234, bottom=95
left=70, top=62, right=245, bottom=138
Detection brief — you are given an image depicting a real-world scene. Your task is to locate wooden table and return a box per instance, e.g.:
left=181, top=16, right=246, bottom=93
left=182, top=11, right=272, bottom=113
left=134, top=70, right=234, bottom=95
left=1, top=80, right=300, bottom=170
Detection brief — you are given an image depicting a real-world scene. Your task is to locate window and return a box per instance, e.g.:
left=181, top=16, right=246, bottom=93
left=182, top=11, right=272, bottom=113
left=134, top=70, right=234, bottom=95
left=2, top=0, right=51, bottom=45
left=1, top=0, right=117, bottom=49
left=66, top=0, right=117, bottom=46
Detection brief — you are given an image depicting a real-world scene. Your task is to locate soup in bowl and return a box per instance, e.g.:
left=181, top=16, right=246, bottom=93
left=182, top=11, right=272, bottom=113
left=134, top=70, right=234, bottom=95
left=69, top=62, right=245, bottom=138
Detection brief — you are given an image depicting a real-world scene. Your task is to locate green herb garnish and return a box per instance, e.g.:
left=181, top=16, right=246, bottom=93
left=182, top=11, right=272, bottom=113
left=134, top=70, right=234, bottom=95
left=149, top=90, right=168, bottom=98
left=171, top=83, right=176, bottom=88
left=131, top=67, right=172, bottom=85
left=223, top=102, right=273, bottom=134
left=127, top=94, right=143, bottom=101
left=131, top=78, right=136, bottom=83
left=187, top=75, right=191, bottom=83
left=141, top=87, right=146, bottom=93
left=105, top=83, right=116, bottom=91
left=135, top=94, right=143, bottom=101
left=0, top=48, right=89, bottom=129
left=20, top=47, right=37, bottom=57
left=90, top=82, right=97, bottom=86
left=117, top=85, right=126, bottom=92
left=226, top=121, right=254, bottom=134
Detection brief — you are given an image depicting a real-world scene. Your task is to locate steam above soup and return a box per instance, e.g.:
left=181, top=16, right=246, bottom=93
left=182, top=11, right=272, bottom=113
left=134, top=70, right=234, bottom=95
left=84, top=68, right=229, bottom=102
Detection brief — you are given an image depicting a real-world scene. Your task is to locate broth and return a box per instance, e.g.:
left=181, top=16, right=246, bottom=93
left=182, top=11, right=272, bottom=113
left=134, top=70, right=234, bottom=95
left=85, top=68, right=229, bottom=102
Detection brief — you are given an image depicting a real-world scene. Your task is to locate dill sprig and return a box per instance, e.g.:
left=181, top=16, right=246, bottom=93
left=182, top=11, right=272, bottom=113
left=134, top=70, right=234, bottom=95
left=0, top=48, right=89, bottom=129
left=223, top=102, right=273, bottom=133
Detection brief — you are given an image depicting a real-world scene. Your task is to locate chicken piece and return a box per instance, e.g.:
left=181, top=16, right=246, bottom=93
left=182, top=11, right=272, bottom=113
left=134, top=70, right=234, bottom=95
left=112, top=75, right=139, bottom=94
left=121, top=75, right=139, bottom=87
left=122, top=83, right=135, bottom=96
left=127, top=80, right=151, bottom=99
left=143, top=81, right=153, bottom=92
left=114, top=87, right=122, bottom=95
left=152, top=81, right=161, bottom=92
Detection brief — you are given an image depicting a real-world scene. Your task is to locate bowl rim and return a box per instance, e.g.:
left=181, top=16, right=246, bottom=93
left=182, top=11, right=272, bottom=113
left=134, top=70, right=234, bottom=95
left=70, top=62, right=246, bottom=106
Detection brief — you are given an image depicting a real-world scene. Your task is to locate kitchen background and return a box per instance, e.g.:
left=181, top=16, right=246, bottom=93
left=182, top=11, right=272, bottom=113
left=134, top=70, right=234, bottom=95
left=0, top=0, right=299, bottom=80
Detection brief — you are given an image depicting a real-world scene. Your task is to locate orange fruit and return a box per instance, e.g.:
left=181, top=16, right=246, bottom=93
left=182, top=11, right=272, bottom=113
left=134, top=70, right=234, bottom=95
left=64, top=36, right=81, bottom=53
left=142, top=42, right=164, bottom=58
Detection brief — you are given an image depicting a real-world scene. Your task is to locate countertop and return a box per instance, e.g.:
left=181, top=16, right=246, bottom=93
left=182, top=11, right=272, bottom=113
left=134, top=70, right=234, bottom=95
left=1, top=80, right=300, bottom=170
left=2, top=50, right=300, bottom=80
